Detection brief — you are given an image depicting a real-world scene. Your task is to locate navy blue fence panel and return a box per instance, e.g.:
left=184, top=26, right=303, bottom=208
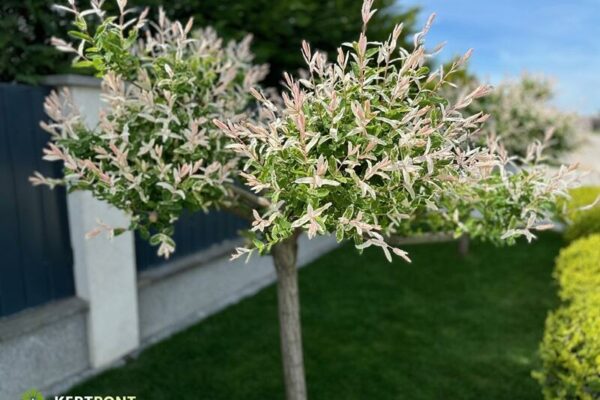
left=135, top=210, right=248, bottom=271
left=0, top=83, right=74, bottom=318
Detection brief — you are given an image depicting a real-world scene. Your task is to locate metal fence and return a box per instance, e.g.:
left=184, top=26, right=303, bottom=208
left=0, top=83, right=74, bottom=318
left=135, top=209, right=247, bottom=271
left=0, top=82, right=248, bottom=317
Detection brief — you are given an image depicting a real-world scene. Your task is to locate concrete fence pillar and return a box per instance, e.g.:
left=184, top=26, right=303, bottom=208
left=46, top=75, right=140, bottom=368
left=66, top=192, right=140, bottom=368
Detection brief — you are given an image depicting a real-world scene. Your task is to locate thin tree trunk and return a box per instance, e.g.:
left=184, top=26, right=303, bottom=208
left=458, top=234, right=470, bottom=257
left=272, top=233, right=307, bottom=400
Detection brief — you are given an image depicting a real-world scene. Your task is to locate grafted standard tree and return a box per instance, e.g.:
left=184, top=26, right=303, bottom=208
left=34, top=1, right=577, bottom=399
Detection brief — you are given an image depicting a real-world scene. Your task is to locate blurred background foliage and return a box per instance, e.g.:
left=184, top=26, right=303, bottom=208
left=0, top=0, right=420, bottom=86
left=0, top=0, right=73, bottom=83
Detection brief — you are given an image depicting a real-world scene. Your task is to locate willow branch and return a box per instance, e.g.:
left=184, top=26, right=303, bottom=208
left=384, top=232, right=454, bottom=246
left=226, top=183, right=270, bottom=209
left=221, top=203, right=255, bottom=222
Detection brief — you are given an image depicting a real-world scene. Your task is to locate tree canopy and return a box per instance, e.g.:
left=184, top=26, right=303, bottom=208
left=34, top=0, right=577, bottom=261
left=0, top=0, right=419, bottom=85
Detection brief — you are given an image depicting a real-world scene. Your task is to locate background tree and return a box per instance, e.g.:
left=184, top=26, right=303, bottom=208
left=0, top=0, right=419, bottom=85
left=34, top=1, right=577, bottom=399
left=591, top=111, right=600, bottom=132
left=452, top=74, right=582, bottom=162
left=121, top=0, right=419, bottom=87
left=0, top=0, right=73, bottom=83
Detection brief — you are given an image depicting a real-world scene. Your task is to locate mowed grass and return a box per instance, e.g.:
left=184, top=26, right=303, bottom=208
left=68, top=232, right=563, bottom=400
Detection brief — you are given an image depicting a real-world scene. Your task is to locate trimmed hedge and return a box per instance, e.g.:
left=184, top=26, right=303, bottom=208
left=563, top=186, right=600, bottom=242
left=535, top=294, right=600, bottom=400
left=535, top=234, right=600, bottom=399
left=555, top=235, right=600, bottom=301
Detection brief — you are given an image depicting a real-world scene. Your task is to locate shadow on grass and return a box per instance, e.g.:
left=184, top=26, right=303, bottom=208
left=68, top=232, right=563, bottom=400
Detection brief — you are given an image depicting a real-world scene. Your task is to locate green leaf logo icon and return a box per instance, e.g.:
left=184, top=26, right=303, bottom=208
left=21, top=388, right=44, bottom=400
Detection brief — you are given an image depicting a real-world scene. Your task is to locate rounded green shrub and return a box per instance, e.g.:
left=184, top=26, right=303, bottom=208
left=562, top=186, right=600, bottom=242
left=554, top=234, right=600, bottom=301
left=534, top=294, right=600, bottom=400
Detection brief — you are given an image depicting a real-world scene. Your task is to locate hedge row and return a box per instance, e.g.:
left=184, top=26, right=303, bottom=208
left=554, top=235, right=600, bottom=301
left=562, top=186, right=600, bottom=242
left=534, top=234, right=600, bottom=399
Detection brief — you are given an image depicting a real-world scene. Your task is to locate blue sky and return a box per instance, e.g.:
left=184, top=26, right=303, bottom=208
left=400, top=0, right=600, bottom=114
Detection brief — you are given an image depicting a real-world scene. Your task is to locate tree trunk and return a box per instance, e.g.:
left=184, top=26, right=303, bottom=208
left=458, top=234, right=470, bottom=257
left=272, top=234, right=307, bottom=400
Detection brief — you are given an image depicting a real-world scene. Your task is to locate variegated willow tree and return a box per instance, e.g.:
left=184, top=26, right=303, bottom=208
left=34, top=1, right=577, bottom=399
left=447, top=73, right=581, bottom=162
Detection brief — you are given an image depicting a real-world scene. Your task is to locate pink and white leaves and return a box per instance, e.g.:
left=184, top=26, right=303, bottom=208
left=33, top=0, right=267, bottom=257
left=36, top=0, right=577, bottom=263
left=215, top=0, right=577, bottom=261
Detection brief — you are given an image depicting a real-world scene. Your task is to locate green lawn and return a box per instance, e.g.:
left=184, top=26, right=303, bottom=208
left=68, top=233, right=563, bottom=399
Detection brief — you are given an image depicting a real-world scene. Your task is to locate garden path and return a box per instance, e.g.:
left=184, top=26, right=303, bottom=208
left=564, top=131, right=600, bottom=185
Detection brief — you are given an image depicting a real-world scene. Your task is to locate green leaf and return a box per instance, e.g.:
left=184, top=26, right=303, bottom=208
left=149, top=234, right=162, bottom=246
left=73, top=60, right=94, bottom=68
left=68, top=30, right=93, bottom=42
left=336, top=225, right=345, bottom=242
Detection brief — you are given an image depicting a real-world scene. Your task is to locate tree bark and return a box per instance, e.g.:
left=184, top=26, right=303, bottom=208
left=458, top=234, right=470, bottom=257
left=272, top=233, right=307, bottom=400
